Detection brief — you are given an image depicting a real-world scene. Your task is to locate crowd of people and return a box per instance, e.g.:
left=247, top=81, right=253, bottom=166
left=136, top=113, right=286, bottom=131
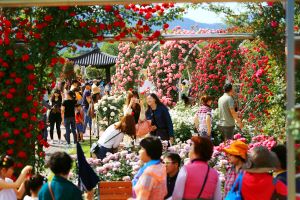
left=1, top=80, right=299, bottom=200
left=41, top=78, right=112, bottom=147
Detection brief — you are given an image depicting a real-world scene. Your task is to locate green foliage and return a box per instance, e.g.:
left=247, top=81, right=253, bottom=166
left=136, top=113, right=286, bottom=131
left=100, top=42, right=119, bottom=56
left=85, top=66, right=103, bottom=80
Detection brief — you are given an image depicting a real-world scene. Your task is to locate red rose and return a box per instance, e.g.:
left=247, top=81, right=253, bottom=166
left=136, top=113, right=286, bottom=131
left=6, top=93, right=13, bottom=99
left=49, top=41, right=56, bottom=47
left=18, top=151, right=27, bottom=159
left=267, top=1, right=274, bottom=6
left=2, top=62, right=9, bottom=68
left=44, top=15, right=53, bottom=22
left=2, top=132, right=10, bottom=138
left=152, top=30, right=161, bottom=38
left=59, top=57, right=65, bottom=65
left=58, top=6, right=69, bottom=10
left=25, top=132, right=32, bottom=138
left=0, top=71, right=5, bottom=78
left=30, top=116, right=37, bottom=121
left=22, top=54, right=30, bottom=61
left=26, top=95, right=33, bottom=101
left=160, top=40, right=165, bottom=45
left=6, top=49, right=13, bottom=56
left=33, top=101, right=39, bottom=107
left=28, top=73, right=36, bottom=80
left=16, top=163, right=23, bottom=168
left=14, top=107, right=20, bottom=112
left=79, top=22, right=86, bottom=28
left=3, top=111, right=10, bottom=118
left=10, top=72, right=16, bottom=78
left=145, top=13, right=152, bottom=20
left=99, top=24, right=106, bottom=30
left=15, top=77, right=22, bottom=84
left=30, top=108, right=37, bottom=114
left=50, top=57, right=58, bottom=66
left=270, top=21, right=278, bottom=28
left=134, top=32, right=143, bottom=40
left=27, top=84, right=34, bottom=91
left=8, top=139, right=15, bottom=145
left=104, top=5, right=113, bottom=12
left=6, top=149, right=13, bottom=155
left=26, top=64, right=35, bottom=70
left=69, top=12, right=76, bottom=17
left=163, top=23, right=169, bottom=29
left=41, top=107, right=47, bottom=114
left=9, top=88, right=16, bottom=93
left=37, top=134, right=43, bottom=140
left=22, top=113, right=29, bottom=119
left=97, top=36, right=104, bottom=41
left=13, top=129, right=20, bottom=135
left=39, top=151, right=45, bottom=157
left=33, top=33, right=41, bottom=39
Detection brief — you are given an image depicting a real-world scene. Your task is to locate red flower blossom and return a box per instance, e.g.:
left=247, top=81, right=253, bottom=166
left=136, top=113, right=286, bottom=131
left=26, top=64, right=35, bottom=70
left=8, top=139, right=15, bottom=145
left=44, top=15, right=53, bottom=22
left=14, top=107, right=20, bottom=112
left=59, top=6, right=69, bottom=10
left=99, top=24, right=106, bottom=30
left=16, top=163, right=23, bottom=168
left=33, top=101, right=39, bottom=107
left=30, top=116, right=37, bottom=121
left=79, top=22, right=87, bottom=28
left=2, top=132, right=10, bottom=138
left=10, top=72, right=16, bottom=78
left=0, top=71, right=5, bottom=78
left=2, top=62, right=9, bottom=68
left=69, top=12, right=76, bottom=17
left=22, top=54, right=30, bottom=61
left=37, top=134, right=43, bottom=140
left=28, top=73, right=36, bottom=80
left=22, top=113, right=29, bottom=119
left=163, top=24, right=169, bottom=29
left=25, top=132, right=32, bottom=138
left=27, top=85, right=34, bottom=91
left=15, top=77, right=22, bottom=84
left=134, top=32, right=143, bottom=40
left=26, top=95, right=33, bottom=101
left=6, top=49, right=14, bottom=56
left=6, top=93, right=13, bottom=99
left=104, top=5, right=113, bottom=12
left=267, top=2, right=274, bottom=6
left=9, top=88, right=16, bottom=93
left=145, top=13, right=152, bottom=20
left=18, top=151, right=27, bottom=159
left=97, top=35, right=104, bottom=41
left=3, top=111, right=10, bottom=118
left=13, top=129, right=20, bottom=135
left=6, top=149, right=13, bottom=155
left=270, top=21, right=278, bottom=28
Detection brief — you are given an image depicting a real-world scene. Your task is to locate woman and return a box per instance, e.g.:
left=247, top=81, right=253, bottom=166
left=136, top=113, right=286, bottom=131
left=223, top=140, right=248, bottom=197
left=132, top=137, right=167, bottom=200
left=172, top=136, right=222, bottom=200
left=95, top=115, right=136, bottom=159
left=124, top=91, right=141, bottom=124
left=194, top=95, right=213, bottom=138
left=49, top=89, right=62, bottom=144
left=23, top=174, right=46, bottom=200
left=38, top=152, right=83, bottom=200
left=61, top=91, right=77, bottom=147
left=145, top=93, right=174, bottom=143
left=228, top=146, right=287, bottom=200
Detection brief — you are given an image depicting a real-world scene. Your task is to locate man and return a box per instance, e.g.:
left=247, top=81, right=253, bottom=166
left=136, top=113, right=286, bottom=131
left=218, top=83, right=243, bottom=140
left=164, top=153, right=181, bottom=199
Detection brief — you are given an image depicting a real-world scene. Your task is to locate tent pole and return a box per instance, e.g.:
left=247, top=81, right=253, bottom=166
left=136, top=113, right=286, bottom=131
left=286, top=0, right=296, bottom=199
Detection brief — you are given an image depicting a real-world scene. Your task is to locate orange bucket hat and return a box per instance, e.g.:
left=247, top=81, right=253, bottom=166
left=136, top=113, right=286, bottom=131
left=223, top=140, right=248, bottom=160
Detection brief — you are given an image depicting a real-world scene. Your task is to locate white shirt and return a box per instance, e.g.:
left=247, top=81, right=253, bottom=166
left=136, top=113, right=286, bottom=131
left=0, top=178, right=17, bottom=200
left=23, top=195, right=38, bottom=200
left=97, top=124, right=124, bottom=149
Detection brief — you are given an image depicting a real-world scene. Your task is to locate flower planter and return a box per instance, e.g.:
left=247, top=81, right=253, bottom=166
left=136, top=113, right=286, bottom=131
left=98, top=181, right=132, bottom=200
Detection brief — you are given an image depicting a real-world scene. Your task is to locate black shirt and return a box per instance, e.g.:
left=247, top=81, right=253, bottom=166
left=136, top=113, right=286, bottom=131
left=165, top=172, right=178, bottom=199
left=62, top=100, right=77, bottom=118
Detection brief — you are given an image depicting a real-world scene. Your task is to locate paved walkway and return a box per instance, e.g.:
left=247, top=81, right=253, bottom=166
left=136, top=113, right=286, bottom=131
left=44, top=125, right=100, bottom=156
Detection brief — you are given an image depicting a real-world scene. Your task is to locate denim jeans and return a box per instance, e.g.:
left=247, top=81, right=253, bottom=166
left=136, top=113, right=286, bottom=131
left=84, top=108, right=92, bottom=133
left=64, top=117, right=77, bottom=144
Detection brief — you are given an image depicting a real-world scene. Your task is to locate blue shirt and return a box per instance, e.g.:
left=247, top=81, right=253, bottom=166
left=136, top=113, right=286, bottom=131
left=38, top=175, right=83, bottom=200
left=146, top=104, right=174, bottom=139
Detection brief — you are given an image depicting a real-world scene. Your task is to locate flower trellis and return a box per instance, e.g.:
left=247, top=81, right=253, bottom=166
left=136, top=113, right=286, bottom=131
left=0, top=5, right=185, bottom=171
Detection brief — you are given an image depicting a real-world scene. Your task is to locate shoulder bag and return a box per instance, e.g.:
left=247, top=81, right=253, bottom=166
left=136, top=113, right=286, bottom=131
left=225, top=172, right=244, bottom=200
left=48, top=182, right=55, bottom=200
left=196, top=165, right=210, bottom=199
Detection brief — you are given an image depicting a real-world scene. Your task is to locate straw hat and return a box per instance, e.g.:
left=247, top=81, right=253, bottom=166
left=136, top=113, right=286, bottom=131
left=242, top=146, right=280, bottom=173
left=92, top=86, right=101, bottom=95
left=223, top=140, right=248, bottom=160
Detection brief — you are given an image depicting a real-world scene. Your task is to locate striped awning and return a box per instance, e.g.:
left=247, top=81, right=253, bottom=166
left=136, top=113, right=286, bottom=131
left=68, top=48, right=117, bottom=67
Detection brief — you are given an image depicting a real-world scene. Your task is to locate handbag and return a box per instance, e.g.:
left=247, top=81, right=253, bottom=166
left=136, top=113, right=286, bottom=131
left=90, top=142, right=100, bottom=154
left=136, top=120, right=152, bottom=137
left=225, top=172, right=244, bottom=200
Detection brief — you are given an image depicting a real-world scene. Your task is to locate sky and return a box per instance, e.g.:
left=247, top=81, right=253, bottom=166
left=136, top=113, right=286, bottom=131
left=183, top=3, right=244, bottom=24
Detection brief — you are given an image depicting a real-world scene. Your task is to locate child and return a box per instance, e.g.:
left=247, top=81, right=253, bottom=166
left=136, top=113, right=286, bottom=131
left=0, top=155, right=32, bottom=200
left=23, top=174, right=46, bottom=200
left=75, top=104, right=84, bottom=142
